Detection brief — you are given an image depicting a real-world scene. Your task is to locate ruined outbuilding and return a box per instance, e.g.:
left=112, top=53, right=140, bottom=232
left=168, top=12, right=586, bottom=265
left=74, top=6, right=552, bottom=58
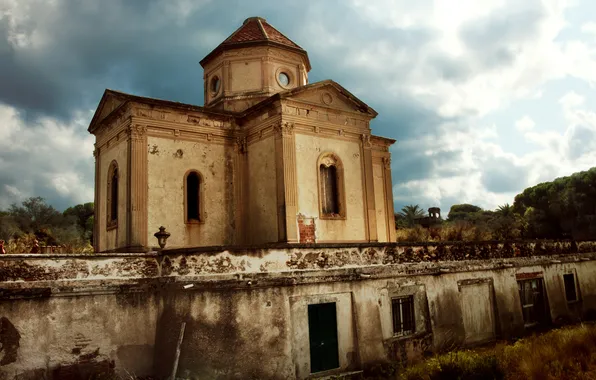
left=88, top=16, right=396, bottom=253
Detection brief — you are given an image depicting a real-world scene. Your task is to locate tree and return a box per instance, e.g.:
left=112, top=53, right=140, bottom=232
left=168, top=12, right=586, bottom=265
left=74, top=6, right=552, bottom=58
left=63, top=202, right=94, bottom=240
left=513, top=167, right=596, bottom=239
left=495, top=203, right=514, bottom=217
left=447, top=204, right=483, bottom=222
left=396, top=204, right=426, bottom=228
left=8, top=197, right=67, bottom=234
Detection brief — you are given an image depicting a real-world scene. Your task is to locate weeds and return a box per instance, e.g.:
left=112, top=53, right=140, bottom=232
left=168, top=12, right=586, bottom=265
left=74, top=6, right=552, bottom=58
left=396, top=324, right=596, bottom=380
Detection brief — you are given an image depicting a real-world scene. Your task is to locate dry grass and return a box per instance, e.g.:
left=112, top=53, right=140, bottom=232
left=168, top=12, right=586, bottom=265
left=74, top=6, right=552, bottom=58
left=396, top=324, right=596, bottom=380
left=395, top=223, right=494, bottom=243
left=3, top=233, right=93, bottom=254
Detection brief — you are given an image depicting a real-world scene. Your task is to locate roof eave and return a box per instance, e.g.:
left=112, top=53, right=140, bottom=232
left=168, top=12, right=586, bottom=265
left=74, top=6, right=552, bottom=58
left=200, top=41, right=311, bottom=71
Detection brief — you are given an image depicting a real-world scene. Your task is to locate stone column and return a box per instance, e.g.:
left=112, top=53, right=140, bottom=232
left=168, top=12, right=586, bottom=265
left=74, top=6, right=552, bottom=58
left=274, top=121, right=299, bottom=243
left=361, top=134, right=378, bottom=242
left=383, top=157, right=397, bottom=242
left=127, top=124, right=148, bottom=251
left=93, top=145, right=100, bottom=252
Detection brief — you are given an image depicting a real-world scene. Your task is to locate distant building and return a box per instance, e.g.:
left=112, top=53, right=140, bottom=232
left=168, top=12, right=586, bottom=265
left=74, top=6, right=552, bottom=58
left=415, top=207, right=442, bottom=228
left=88, top=16, right=397, bottom=252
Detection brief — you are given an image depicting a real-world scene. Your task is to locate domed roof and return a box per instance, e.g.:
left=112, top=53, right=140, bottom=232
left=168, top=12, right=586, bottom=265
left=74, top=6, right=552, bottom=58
left=200, top=17, right=310, bottom=70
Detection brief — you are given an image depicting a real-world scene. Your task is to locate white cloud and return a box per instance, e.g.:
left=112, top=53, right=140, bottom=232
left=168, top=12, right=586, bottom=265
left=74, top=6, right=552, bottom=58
left=0, top=103, right=94, bottom=209
left=559, top=91, right=585, bottom=109
left=515, top=115, right=536, bottom=131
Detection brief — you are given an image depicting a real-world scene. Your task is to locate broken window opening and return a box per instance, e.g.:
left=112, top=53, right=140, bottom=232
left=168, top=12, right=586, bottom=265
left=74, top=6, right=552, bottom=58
left=518, top=278, right=547, bottom=327
left=107, top=161, right=119, bottom=228
left=392, top=296, right=415, bottom=336
left=563, top=273, right=578, bottom=303
left=320, top=164, right=340, bottom=215
left=186, top=171, right=201, bottom=222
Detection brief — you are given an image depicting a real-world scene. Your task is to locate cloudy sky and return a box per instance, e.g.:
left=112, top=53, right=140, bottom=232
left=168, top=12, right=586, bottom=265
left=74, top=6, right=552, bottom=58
left=1, top=0, right=595, bottom=215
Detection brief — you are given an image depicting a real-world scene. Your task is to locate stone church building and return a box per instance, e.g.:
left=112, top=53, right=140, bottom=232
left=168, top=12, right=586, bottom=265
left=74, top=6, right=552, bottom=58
left=88, top=17, right=396, bottom=253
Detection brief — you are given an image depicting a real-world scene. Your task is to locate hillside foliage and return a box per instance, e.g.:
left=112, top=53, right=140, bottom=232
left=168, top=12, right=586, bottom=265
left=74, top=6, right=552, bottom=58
left=395, top=167, right=596, bottom=242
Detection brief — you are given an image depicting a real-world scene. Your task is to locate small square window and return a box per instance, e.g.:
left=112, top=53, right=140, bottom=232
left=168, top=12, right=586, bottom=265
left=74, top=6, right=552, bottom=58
left=392, top=296, right=415, bottom=336
left=563, top=273, right=578, bottom=303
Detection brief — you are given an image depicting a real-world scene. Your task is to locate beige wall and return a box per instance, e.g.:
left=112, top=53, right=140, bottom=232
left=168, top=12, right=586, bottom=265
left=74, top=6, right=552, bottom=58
left=230, top=60, right=262, bottom=92
left=246, top=135, right=278, bottom=244
left=146, top=136, right=235, bottom=248
left=98, top=138, right=128, bottom=252
left=373, top=163, right=388, bottom=242
left=294, top=133, right=366, bottom=242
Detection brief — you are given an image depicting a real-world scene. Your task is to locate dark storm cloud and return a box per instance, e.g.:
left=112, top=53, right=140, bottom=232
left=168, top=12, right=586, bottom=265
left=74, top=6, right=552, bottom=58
left=0, top=0, right=562, bottom=212
left=480, top=158, right=529, bottom=194
left=459, top=2, right=545, bottom=69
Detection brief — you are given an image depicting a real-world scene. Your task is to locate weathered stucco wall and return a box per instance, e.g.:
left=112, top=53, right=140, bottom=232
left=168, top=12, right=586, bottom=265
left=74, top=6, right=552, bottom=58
left=146, top=136, right=235, bottom=248
left=98, top=138, right=128, bottom=252
left=246, top=135, right=278, bottom=244
left=294, top=133, right=366, bottom=242
left=0, top=293, right=159, bottom=379
left=3, top=242, right=596, bottom=379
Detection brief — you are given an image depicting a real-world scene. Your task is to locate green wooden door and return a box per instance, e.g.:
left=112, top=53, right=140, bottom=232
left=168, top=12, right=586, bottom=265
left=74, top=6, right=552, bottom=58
left=308, top=302, right=340, bottom=373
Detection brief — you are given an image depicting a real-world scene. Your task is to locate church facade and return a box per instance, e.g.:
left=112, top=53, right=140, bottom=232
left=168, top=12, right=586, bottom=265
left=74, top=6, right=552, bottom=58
left=88, top=17, right=396, bottom=252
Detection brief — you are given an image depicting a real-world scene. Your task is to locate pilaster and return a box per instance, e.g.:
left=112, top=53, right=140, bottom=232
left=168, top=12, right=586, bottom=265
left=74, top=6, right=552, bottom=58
left=361, top=134, right=378, bottom=242
left=93, top=145, right=100, bottom=252
left=127, top=124, right=148, bottom=251
left=234, top=137, right=248, bottom=244
left=274, top=121, right=299, bottom=243
left=383, top=157, right=397, bottom=242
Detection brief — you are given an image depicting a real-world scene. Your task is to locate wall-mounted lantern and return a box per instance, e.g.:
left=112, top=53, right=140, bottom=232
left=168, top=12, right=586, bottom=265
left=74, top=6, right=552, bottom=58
left=154, top=226, right=171, bottom=249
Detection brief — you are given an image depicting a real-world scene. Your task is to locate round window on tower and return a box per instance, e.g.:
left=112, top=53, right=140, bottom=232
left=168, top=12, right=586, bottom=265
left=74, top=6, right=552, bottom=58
left=210, top=76, right=221, bottom=94
left=278, top=72, right=290, bottom=87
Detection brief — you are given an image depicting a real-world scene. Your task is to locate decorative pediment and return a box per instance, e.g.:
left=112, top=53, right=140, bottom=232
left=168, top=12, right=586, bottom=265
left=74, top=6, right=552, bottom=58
left=87, top=90, right=128, bottom=134
left=281, top=80, right=377, bottom=118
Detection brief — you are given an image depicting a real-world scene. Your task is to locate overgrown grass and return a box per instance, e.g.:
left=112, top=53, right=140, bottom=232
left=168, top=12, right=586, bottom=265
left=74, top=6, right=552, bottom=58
left=395, top=223, right=503, bottom=243
left=3, top=233, right=93, bottom=254
left=394, top=324, right=596, bottom=380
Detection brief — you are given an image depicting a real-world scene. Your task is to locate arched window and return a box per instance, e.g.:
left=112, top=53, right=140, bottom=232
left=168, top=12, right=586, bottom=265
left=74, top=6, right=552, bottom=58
left=318, top=153, right=346, bottom=219
left=185, top=171, right=203, bottom=223
left=107, top=161, right=119, bottom=229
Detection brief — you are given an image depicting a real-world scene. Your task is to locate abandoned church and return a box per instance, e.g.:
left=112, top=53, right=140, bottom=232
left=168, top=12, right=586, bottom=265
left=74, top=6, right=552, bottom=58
left=88, top=16, right=396, bottom=253
left=2, top=17, right=596, bottom=380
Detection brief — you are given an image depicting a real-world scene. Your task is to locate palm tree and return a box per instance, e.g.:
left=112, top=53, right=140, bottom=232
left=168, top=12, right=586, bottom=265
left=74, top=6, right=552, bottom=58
left=495, top=203, right=514, bottom=217
left=396, top=204, right=426, bottom=228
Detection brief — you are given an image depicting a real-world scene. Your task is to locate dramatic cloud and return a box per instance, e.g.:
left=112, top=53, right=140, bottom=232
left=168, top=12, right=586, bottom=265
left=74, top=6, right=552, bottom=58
left=1, top=0, right=595, bottom=215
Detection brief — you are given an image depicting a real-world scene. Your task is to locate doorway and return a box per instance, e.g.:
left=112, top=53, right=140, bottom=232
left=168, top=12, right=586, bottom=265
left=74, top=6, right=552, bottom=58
left=308, top=302, right=340, bottom=374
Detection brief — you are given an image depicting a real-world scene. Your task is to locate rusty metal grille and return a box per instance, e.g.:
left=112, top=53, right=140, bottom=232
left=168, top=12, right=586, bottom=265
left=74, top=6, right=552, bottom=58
left=392, top=296, right=415, bottom=336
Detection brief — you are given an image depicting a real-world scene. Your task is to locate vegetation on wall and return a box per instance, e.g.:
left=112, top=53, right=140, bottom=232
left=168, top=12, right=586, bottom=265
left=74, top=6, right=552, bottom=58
left=0, top=197, right=93, bottom=253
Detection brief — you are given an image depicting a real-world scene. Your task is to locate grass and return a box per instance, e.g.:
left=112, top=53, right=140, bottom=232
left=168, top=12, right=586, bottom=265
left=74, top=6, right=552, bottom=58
left=391, top=324, right=596, bottom=380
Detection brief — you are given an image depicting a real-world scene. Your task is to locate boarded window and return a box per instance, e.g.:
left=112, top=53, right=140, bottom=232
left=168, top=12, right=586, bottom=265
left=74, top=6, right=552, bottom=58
left=320, top=164, right=339, bottom=215
left=564, top=273, right=578, bottom=302
left=186, top=172, right=200, bottom=221
left=392, top=296, right=415, bottom=336
left=518, top=278, right=547, bottom=326
left=110, top=168, right=118, bottom=222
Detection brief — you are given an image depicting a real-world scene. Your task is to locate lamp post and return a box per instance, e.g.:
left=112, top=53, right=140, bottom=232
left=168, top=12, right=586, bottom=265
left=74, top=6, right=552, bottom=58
left=154, top=226, right=170, bottom=250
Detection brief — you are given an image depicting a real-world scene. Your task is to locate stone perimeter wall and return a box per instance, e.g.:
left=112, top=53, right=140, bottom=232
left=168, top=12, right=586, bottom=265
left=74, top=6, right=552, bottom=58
left=1, top=240, right=596, bottom=379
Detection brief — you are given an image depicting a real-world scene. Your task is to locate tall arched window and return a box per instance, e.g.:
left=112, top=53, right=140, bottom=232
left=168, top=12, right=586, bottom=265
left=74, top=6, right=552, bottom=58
left=318, top=153, right=346, bottom=219
left=107, top=161, right=119, bottom=229
left=185, top=171, right=203, bottom=223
